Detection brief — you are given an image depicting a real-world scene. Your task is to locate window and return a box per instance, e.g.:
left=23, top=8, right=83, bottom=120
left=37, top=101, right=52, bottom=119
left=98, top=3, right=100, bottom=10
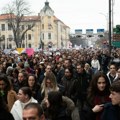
left=48, top=16, right=51, bottom=19
left=8, top=24, right=12, bottom=30
left=28, top=34, right=31, bottom=40
left=48, top=24, right=52, bottom=29
left=42, top=33, right=44, bottom=40
left=60, top=26, right=62, bottom=32
left=9, top=44, right=12, bottom=49
left=22, top=25, right=24, bottom=30
left=48, top=16, right=51, bottom=23
left=48, top=33, right=51, bottom=39
left=22, top=44, right=25, bottom=48
left=23, top=34, right=25, bottom=40
left=1, top=24, right=5, bottom=31
left=2, top=35, right=5, bottom=40
left=28, top=25, right=31, bottom=29
left=28, top=44, right=31, bottom=48
left=3, top=44, right=5, bottom=49
left=42, top=24, right=44, bottom=29
left=8, top=35, right=13, bottom=41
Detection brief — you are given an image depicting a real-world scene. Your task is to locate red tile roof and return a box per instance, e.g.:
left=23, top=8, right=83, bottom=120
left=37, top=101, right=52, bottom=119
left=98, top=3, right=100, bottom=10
left=0, top=13, right=15, bottom=20
left=0, top=13, right=40, bottom=21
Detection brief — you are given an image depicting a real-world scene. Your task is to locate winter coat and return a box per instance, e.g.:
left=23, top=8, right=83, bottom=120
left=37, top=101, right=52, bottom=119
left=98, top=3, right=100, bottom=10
left=61, top=76, right=77, bottom=103
left=101, top=102, right=120, bottom=120
left=0, top=109, right=14, bottom=120
left=81, top=93, right=110, bottom=120
left=106, top=72, right=119, bottom=85
left=42, top=96, right=80, bottom=120
left=75, top=70, right=90, bottom=101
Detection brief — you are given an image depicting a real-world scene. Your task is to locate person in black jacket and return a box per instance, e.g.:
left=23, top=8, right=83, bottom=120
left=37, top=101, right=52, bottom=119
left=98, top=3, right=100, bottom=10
left=101, top=80, right=120, bottom=120
left=43, top=91, right=72, bottom=120
left=75, top=63, right=90, bottom=111
left=81, top=72, right=111, bottom=120
left=0, top=95, right=14, bottom=120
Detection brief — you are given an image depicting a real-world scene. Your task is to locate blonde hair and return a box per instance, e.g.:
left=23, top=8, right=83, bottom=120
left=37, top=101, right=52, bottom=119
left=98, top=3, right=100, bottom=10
left=41, top=72, right=59, bottom=97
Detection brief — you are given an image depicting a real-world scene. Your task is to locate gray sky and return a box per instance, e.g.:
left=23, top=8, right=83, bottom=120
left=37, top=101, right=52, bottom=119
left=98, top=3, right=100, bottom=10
left=0, top=0, right=120, bottom=33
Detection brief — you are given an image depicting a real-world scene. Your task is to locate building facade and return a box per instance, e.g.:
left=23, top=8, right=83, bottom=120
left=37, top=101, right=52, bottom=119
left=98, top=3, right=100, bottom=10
left=0, top=1, right=70, bottom=50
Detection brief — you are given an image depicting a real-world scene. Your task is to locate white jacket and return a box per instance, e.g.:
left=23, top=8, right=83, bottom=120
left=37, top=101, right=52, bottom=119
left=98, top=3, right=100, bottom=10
left=11, top=97, right=38, bottom=120
left=91, top=59, right=100, bottom=70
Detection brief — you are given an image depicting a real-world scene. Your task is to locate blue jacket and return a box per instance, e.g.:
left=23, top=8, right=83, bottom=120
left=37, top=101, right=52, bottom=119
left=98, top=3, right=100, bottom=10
left=101, top=102, right=120, bottom=120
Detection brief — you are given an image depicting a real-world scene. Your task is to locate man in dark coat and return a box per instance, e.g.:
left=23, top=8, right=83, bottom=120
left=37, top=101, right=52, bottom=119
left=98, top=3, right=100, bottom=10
left=101, top=80, right=120, bottom=120
left=75, top=63, right=90, bottom=111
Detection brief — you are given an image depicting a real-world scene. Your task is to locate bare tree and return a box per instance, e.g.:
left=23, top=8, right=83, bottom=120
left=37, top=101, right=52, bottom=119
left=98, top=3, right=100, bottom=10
left=3, top=0, right=37, bottom=48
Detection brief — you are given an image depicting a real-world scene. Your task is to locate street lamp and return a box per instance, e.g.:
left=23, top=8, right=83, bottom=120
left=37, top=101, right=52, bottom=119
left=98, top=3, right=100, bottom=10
left=109, top=0, right=112, bottom=54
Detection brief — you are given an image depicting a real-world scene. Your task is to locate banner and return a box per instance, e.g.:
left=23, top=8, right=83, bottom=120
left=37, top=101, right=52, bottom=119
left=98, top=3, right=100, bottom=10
left=26, top=48, right=34, bottom=56
left=17, top=48, right=25, bottom=54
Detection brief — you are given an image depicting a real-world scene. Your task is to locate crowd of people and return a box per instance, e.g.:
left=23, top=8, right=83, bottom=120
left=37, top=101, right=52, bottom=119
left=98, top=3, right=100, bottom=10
left=0, top=47, right=120, bottom=120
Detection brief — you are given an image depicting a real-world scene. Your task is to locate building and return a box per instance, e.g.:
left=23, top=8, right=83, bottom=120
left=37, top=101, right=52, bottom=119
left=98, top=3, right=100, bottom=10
left=70, top=29, right=108, bottom=48
left=0, top=0, right=70, bottom=49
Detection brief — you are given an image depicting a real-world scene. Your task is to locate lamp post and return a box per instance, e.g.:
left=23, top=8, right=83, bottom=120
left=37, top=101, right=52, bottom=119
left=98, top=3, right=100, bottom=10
left=111, top=0, right=115, bottom=41
left=109, top=0, right=112, bottom=54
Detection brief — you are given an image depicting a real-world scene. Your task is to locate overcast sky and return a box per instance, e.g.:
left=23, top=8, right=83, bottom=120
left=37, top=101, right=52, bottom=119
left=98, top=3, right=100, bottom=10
left=0, top=0, right=120, bottom=33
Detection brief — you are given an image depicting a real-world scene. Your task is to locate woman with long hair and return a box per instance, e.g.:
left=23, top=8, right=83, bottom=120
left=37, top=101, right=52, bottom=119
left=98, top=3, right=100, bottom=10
left=27, top=74, right=40, bottom=100
left=0, top=73, right=17, bottom=111
left=43, top=91, right=73, bottom=120
left=81, top=72, right=111, bottom=120
left=39, top=72, right=60, bottom=103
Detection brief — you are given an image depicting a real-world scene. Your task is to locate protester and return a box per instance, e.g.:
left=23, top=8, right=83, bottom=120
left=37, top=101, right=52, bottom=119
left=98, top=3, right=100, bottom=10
left=101, top=80, right=120, bottom=120
left=91, top=55, right=100, bottom=74
left=39, top=72, right=60, bottom=103
left=42, top=91, right=74, bottom=120
left=27, top=74, right=40, bottom=100
left=75, top=63, right=90, bottom=111
left=23, top=103, right=45, bottom=120
left=61, top=67, right=77, bottom=103
left=13, top=71, right=28, bottom=93
left=0, top=95, right=15, bottom=120
left=81, top=72, right=111, bottom=120
left=0, top=73, right=17, bottom=111
left=57, top=59, right=75, bottom=83
left=11, top=87, right=38, bottom=120
left=106, top=62, right=119, bottom=85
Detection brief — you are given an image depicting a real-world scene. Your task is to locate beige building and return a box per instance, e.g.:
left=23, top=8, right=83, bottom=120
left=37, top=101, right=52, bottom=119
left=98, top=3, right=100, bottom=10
left=0, top=1, right=70, bottom=50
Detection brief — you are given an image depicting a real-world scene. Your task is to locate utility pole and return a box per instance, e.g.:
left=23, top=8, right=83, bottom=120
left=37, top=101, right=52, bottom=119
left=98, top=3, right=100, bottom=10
left=109, top=0, right=112, bottom=55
